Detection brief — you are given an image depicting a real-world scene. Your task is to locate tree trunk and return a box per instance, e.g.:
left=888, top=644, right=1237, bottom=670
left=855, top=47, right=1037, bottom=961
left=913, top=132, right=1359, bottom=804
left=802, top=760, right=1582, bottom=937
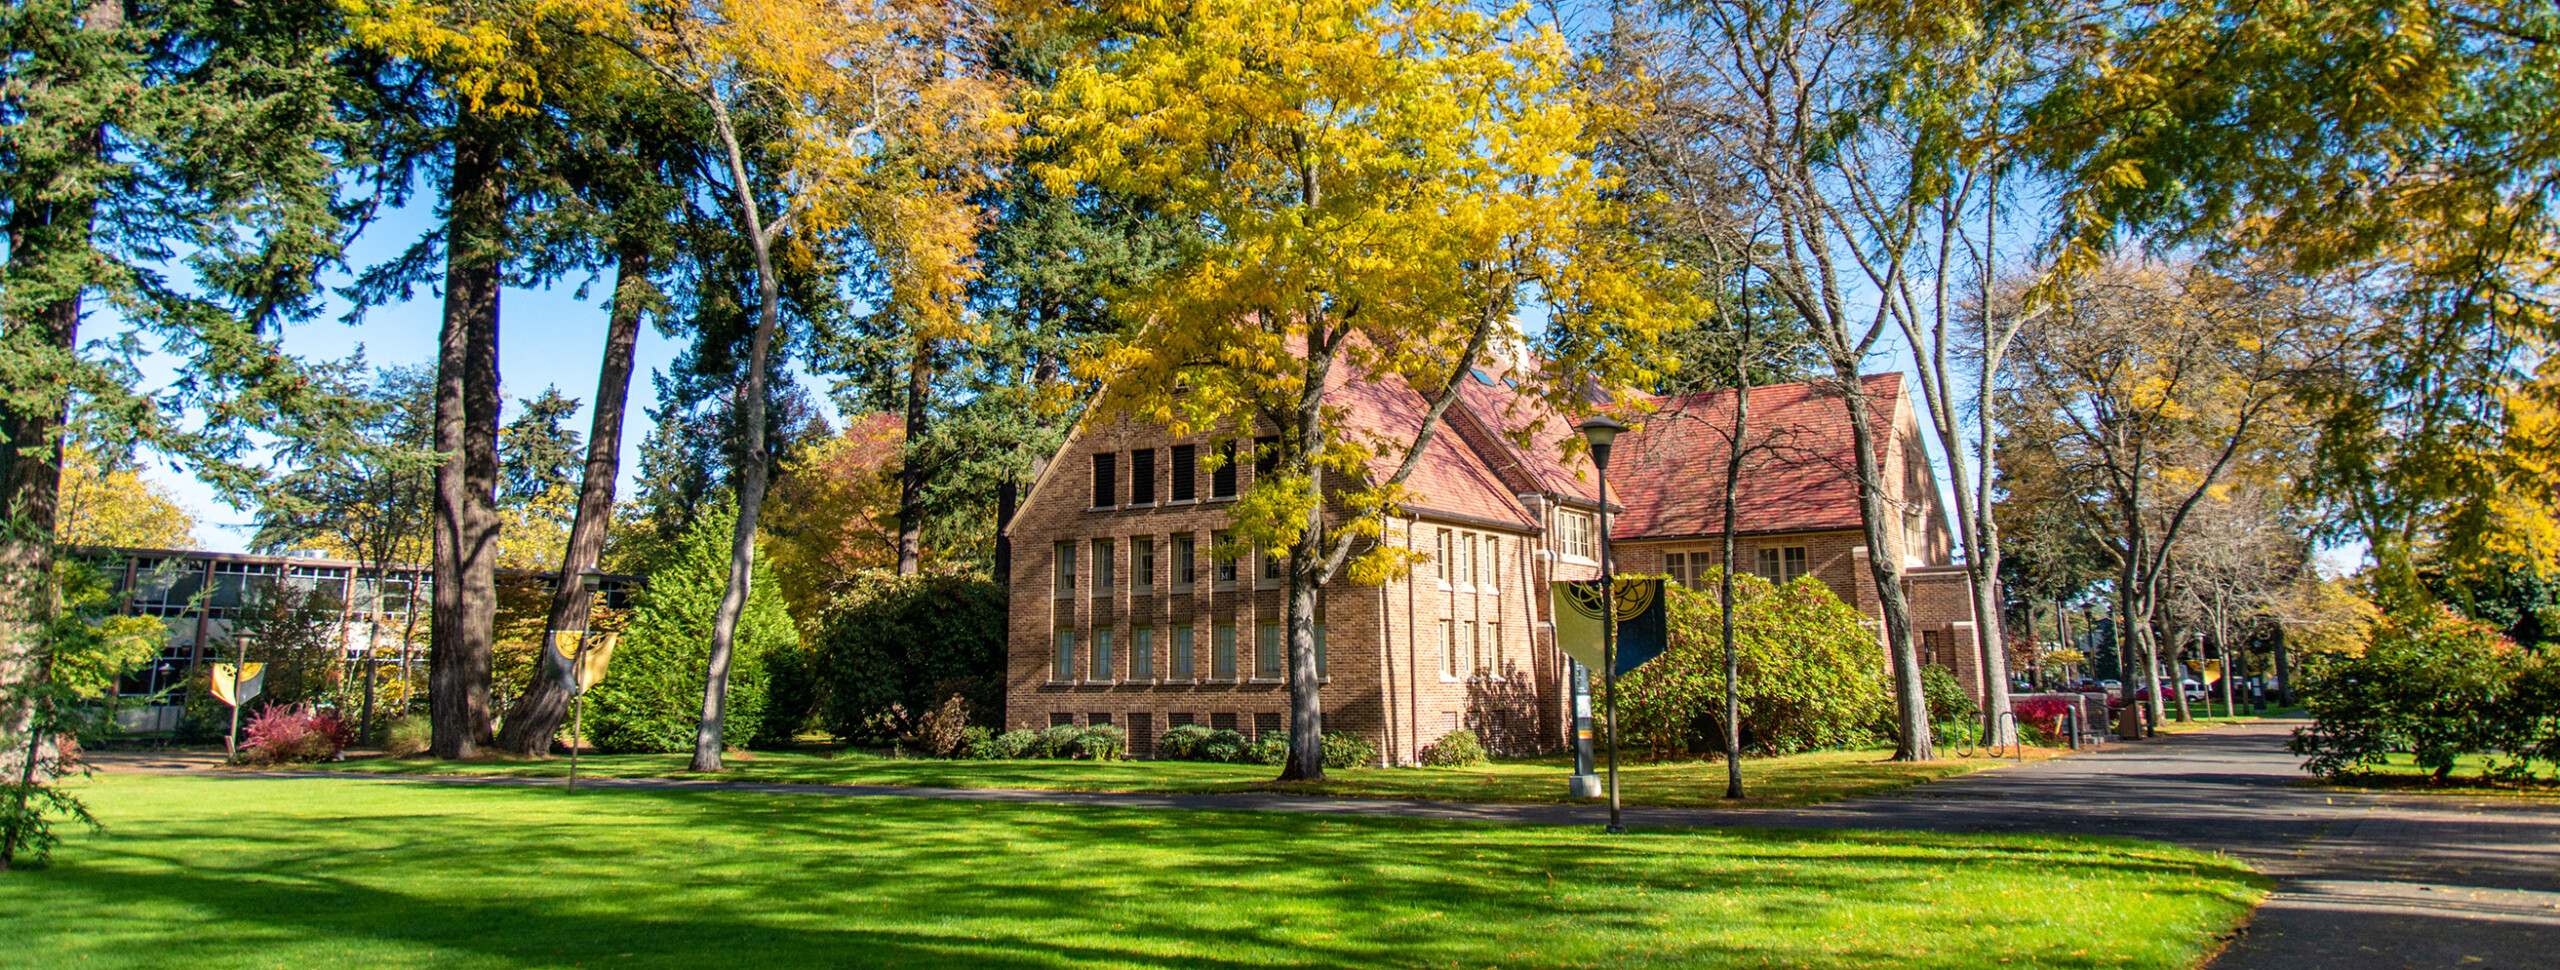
left=693, top=101, right=783, bottom=773
left=2273, top=622, right=2292, bottom=705
left=428, top=125, right=506, bottom=760
left=0, top=0, right=120, bottom=740
left=2168, top=630, right=2193, bottom=722
left=496, top=245, right=649, bottom=756
left=1719, top=378, right=1750, bottom=797
left=1278, top=339, right=1332, bottom=783
left=895, top=339, right=930, bottom=575
left=1836, top=376, right=1930, bottom=760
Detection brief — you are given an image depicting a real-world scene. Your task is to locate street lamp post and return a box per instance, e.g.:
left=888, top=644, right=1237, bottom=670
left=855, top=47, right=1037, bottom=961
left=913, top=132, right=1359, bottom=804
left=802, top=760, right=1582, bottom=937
left=568, top=566, right=605, bottom=793
left=1578, top=415, right=1628, bottom=835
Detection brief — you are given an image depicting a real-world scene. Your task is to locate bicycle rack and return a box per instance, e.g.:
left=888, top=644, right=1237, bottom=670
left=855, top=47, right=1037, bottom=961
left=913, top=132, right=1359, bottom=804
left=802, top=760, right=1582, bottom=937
left=1957, top=711, right=2023, bottom=761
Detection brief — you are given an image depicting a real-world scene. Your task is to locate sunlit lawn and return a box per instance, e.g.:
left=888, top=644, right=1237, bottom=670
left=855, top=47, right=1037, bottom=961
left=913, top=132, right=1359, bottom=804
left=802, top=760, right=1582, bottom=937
left=2, top=774, right=2265, bottom=969
left=2306, top=751, right=2560, bottom=799
left=322, top=745, right=2055, bottom=809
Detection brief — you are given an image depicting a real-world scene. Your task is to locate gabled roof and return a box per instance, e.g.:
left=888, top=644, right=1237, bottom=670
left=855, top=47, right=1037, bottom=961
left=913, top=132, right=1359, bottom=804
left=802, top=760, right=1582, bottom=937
left=1328, top=362, right=1540, bottom=531
left=1604, top=374, right=1904, bottom=539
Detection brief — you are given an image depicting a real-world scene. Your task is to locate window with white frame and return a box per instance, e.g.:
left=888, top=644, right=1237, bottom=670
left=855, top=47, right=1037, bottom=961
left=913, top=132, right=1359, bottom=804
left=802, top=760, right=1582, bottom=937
left=1755, top=546, right=1809, bottom=584
left=1174, top=533, right=1196, bottom=588
left=1560, top=510, right=1596, bottom=561
left=1053, top=542, right=1075, bottom=599
left=1456, top=531, right=1475, bottom=586
left=1212, top=530, right=1238, bottom=587
left=1257, top=621, right=1283, bottom=678
left=1053, top=628, right=1076, bottom=681
left=1093, top=538, right=1115, bottom=594
left=1435, top=528, right=1453, bottom=582
left=1440, top=619, right=1458, bottom=678
left=1134, top=537, right=1155, bottom=591
left=1212, top=623, right=1237, bottom=679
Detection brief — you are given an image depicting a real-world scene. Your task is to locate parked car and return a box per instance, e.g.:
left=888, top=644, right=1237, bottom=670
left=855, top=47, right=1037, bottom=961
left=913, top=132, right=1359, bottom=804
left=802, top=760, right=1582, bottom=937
left=2099, top=679, right=2122, bottom=692
left=2134, top=682, right=2212, bottom=704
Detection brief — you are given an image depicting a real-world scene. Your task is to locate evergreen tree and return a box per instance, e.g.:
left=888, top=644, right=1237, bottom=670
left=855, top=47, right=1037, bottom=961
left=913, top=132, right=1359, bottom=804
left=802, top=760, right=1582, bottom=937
left=583, top=500, right=795, bottom=753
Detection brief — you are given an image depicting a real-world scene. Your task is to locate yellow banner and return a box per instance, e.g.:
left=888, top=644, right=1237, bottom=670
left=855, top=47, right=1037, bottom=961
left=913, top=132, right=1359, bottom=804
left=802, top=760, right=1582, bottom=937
left=210, top=663, right=265, bottom=708
left=550, top=632, right=618, bottom=694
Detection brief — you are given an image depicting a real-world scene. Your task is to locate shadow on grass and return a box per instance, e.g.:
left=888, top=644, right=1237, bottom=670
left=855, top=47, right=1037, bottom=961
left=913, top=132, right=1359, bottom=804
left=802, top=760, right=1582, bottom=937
left=8, top=776, right=2262, bottom=969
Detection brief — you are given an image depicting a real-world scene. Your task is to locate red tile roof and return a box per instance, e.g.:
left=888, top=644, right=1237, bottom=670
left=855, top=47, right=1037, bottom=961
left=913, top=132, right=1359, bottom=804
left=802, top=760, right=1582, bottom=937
left=1328, top=365, right=1541, bottom=531
left=1603, top=375, right=1904, bottom=539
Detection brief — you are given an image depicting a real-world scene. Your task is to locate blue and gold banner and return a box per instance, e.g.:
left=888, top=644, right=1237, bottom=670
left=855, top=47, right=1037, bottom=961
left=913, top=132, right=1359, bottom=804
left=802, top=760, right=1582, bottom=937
left=1553, top=578, right=1668, bottom=677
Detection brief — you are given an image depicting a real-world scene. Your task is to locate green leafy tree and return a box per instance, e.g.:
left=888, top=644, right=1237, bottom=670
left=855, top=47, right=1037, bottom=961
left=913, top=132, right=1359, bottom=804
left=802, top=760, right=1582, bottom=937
left=2, top=558, right=162, bottom=870
left=2023, top=0, right=2560, bottom=598
left=584, top=500, right=796, bottom=753
left=3, top=0, right=361, bottom=739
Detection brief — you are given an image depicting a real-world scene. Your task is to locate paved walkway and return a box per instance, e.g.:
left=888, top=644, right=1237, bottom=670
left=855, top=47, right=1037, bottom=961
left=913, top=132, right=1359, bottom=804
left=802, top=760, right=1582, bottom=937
left=95, top=719, right=2560, bottom=969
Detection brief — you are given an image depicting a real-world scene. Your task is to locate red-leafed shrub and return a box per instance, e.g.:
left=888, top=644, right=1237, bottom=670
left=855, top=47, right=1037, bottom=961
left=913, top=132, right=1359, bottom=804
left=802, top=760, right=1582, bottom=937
left=240, top=704, right=353, bottom=765
left=2013, top=695, right=2078, bottom=742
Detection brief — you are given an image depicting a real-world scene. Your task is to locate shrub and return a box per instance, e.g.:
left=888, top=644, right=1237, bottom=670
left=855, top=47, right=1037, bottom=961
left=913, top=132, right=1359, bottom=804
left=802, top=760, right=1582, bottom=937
left=907, top=695, right=971, bottom=758
left=1246, top=731, right=1291, bottom=766
left=1156, top=724, right=1214, bottom=760
left=1151, top=726, right=1251, bottom=763
left=585, top=500, right=799, bottom=753
left=1922, top=665, right=1980, bottom=728
left=239, top=704, right=352, bottom=765
left=2012, top=695, right=2079, bottom=744
left=811, top=572, right=1005, bottom=745
left=1614, top=573, right=1891, bottom=758
left=1419, top=728, right=1488, bottom=767
left=1322, top=730, right=1378, bottom=769
left=986, top=729, right=1037, bottom=760
left=2289, top=604, right=2559, bottom=781
left=1028, top=724, right=1083, bottom=759
left=1072, top=725, right=1128, bottom=761
left=382, top=715, right=431, bottom=757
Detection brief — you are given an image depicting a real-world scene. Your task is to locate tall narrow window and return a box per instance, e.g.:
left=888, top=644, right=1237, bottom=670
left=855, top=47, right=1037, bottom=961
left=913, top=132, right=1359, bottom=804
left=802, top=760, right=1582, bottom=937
left=1092, top=452, right=1117, bottom=508
left=1133, top=537, right=1156, bottom=591
left=1054, top=628, right=1076, bottom=681
left=1212, top=441, right=1237, bottom=497
left=1435, top=529, right=1452, bottom=582
left=1260, top=545, right=1283, bottom=584
left=1456, top=532, right=1474, bottom=585
left=1174, top=534, right=1197, bottom=588
left=1257, top=621, right=1283, bottom=678
left=1053, top=542, right=1075, bottom=599
left=1488, top=624, right=1502, bottom=675
left=1254, top=435, right=1279, bottom=478
left=1213, top=623, right=1237, bottom=679
left=1481, top=535, right=1497, bottom=587
left=1130, top=448, right=1156, bottom=505
left=1470, top=620, right=1486, bottom=676
left=1093, top=539, right=1115, bottom=594
left=1092, top=628, right=1114, bottom=681
left=1560, top=510, right=1596, bottom=561
left=1171, top=444, right=1197, bottom=501
left=1440, top=619, right=1458, bottom=678
left=1314, top=622, right=1327, bottom=677
left=1174, top=625, right=1196, bottom=677
left=1132, top=627, right=1155, bottom=679
left=1213, top=531, right=1237, bottom=587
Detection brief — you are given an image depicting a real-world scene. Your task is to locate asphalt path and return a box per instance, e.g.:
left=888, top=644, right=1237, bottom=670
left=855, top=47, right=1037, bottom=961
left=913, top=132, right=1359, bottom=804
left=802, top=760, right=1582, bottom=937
left=93, top=718, right=2560, bottom=969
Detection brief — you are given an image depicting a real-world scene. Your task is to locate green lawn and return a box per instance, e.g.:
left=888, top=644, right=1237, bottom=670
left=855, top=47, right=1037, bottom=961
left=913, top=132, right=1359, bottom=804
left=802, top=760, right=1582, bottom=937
left=3, top=774, right=2264, bottom=969
left=320, top=746, right=2046, bottom=808
left=2309, top=752, right=2560, bottom=799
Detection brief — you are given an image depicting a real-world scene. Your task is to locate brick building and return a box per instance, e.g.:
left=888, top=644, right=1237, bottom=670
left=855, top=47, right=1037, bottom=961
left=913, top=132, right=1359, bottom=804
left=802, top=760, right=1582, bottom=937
left=1001, top=363, right=1984, bottom=764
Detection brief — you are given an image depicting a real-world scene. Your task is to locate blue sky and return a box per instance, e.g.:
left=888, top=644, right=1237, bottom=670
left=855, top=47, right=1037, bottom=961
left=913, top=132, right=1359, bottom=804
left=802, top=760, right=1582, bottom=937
left=129, top=199, right=836, bottom=552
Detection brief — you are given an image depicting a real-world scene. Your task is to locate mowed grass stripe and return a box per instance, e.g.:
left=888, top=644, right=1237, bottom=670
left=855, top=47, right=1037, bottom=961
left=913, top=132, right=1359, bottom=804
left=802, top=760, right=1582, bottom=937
left=0, top=774, right=2264, bottom=969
